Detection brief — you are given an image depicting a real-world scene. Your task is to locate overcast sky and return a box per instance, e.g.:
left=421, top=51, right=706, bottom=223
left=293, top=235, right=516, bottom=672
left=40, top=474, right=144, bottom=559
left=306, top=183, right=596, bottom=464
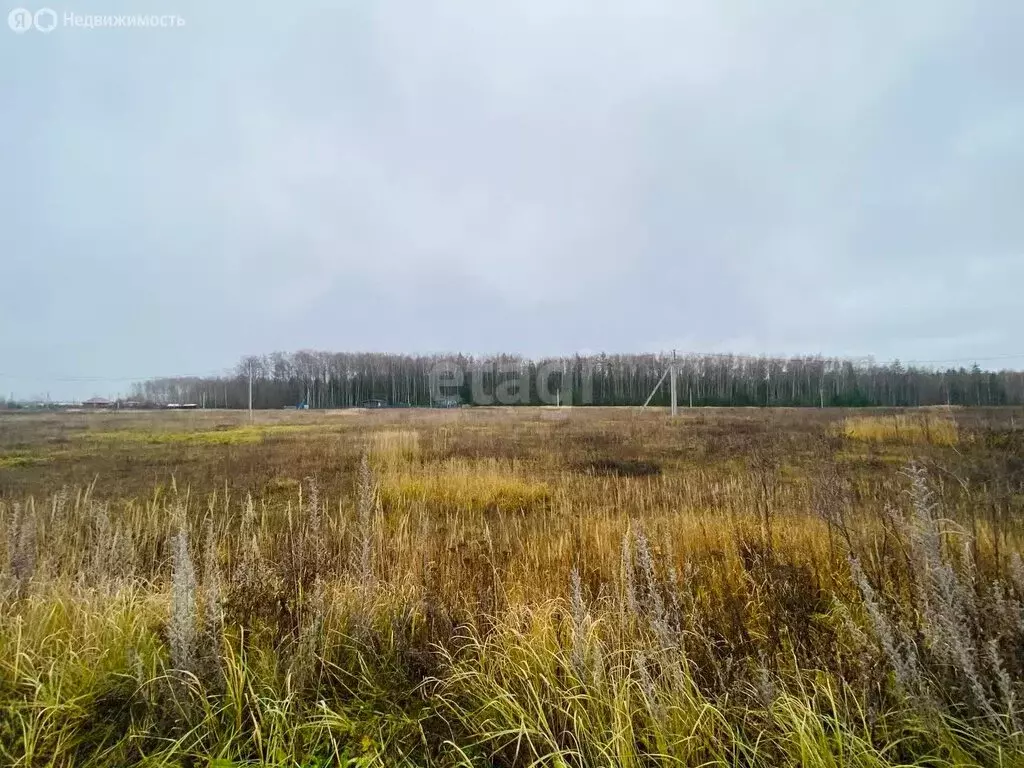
left=2, top=1, right=1022, bottom=399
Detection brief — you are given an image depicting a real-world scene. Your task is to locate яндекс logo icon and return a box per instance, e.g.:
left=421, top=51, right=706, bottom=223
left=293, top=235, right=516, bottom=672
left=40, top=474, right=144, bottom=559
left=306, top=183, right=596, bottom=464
left=8, top=7, right=58, bottom=32
left=8, top=7, right=34, bottom=32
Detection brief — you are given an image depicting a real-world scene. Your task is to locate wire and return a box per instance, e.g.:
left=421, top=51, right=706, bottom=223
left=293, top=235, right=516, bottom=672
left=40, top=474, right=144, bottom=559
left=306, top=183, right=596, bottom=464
left=900, top=354, right=1024, bottom=365
left=0, top=370, right=232, bottom=382
left=670, top=352, right=1024, bottom=366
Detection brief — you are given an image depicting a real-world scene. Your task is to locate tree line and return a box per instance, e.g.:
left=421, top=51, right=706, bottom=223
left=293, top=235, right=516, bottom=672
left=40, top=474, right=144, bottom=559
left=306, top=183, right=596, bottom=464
left=128, top=351, right=1024, bottom=408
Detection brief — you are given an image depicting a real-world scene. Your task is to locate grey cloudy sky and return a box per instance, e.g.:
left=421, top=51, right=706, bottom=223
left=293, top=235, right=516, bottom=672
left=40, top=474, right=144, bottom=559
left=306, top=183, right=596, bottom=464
left=2, top=1, right=1022, bottom=399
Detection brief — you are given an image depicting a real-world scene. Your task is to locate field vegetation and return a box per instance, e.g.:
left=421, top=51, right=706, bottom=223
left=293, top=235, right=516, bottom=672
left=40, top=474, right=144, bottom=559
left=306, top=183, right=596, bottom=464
left=1, top=406, right=1023, bottom=766
left=840, top=413, right=960, bottom=446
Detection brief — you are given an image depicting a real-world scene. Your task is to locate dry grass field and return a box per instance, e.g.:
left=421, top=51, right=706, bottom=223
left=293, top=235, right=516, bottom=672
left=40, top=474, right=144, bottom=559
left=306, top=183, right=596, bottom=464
left=1, top=406, right=1023, bottom=766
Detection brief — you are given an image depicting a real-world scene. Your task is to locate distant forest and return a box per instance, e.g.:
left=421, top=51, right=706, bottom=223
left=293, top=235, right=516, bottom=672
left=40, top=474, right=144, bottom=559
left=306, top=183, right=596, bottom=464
left=131, top=352, right=1024, bottom=408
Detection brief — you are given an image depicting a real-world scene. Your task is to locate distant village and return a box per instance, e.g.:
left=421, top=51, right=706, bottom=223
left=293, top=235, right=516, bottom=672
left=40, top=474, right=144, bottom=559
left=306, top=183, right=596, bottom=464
left=0, top=396, right=464, bottom=412
left=0, top=397, right=201, bottom=412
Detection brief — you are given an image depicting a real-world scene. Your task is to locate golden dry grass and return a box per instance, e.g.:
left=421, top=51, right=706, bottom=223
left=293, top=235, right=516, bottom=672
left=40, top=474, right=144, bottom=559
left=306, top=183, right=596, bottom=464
left=368, top=428, right=422, bottom=467
left=0, top=405, right=1022, bottom=766
left=841, top=413, right=959, bottom=445
left=377, top=457, right=551, bottom=513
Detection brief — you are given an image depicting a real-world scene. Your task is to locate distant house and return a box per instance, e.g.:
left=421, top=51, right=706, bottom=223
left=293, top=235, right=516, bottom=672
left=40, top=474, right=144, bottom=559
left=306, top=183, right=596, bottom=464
left=361, top=398, right=387, bottom=409
left=83, top=397, right=113, bottom=410
left=432, top=396, right=462, bottom=408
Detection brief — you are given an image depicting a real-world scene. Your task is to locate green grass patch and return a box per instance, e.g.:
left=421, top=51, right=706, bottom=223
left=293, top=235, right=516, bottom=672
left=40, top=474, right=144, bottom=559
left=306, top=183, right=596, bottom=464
left=0, top=452, right=48, bottom=468
left=78, top=424, right=318, bottom=446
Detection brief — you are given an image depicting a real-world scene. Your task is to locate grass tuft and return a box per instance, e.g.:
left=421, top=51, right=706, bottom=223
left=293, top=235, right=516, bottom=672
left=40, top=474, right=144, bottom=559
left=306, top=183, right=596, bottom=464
left=841, top=414, right=959, bottom=445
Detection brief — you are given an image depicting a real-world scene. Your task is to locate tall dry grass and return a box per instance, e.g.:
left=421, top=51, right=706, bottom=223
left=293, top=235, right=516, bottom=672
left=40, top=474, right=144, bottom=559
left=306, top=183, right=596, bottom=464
left=0, top=408, right=1022, bottom=765
left=842, top=413, right=959, bottom=446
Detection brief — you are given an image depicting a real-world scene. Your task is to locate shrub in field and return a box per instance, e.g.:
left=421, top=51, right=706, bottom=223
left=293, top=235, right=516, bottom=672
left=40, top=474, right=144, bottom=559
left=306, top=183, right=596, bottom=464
left=850, top=464, right=1024, bottom=733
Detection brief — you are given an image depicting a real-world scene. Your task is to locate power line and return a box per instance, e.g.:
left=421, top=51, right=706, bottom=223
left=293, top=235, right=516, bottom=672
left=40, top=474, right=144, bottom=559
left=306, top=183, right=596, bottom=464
left=0, top=369, right=234, bottom=382
left=898, top=354, right=1024, bottom=365
left=661, top=352, right=1024, bottom=367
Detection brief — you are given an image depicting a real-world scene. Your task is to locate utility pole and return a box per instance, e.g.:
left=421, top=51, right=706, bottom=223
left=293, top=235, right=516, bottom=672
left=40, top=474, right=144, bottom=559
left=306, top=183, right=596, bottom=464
left=248, top=361, right=254, bottom=424
left=561, top=359, right=567, bottom=406
left=670, top=349, right=678, bottom=417
left=641, top=367, right=669, bottom=409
